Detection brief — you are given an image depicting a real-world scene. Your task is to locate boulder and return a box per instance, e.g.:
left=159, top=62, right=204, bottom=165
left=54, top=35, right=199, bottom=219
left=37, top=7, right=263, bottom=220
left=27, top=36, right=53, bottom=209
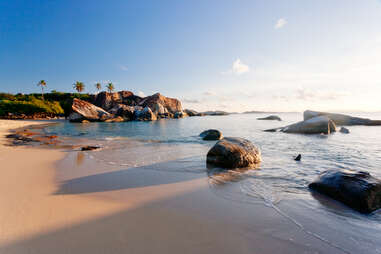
left=94, top=91, right=143, bottom=110
left=109, top=104, right=135, bottom=119
left=139, top=93, right=182, bottom=114
left=257, top=115, right=282, bottom=121
left=174, top=111, right=187, bottom=119
left=69, top=98, right=113, bottom=122
left=207, top=137, right=261, bottom=168
left=340, top=127, right=350, bottom=134
left=135, top=107, right=157, bottom=121
left=184, top=109, right=200, bottom=117
left=268, top=116, right=336, bottom=134
left=304, top=110, right=381, bottom=126
left=104, top=116, right=125, bottom=122
left=200, top=129, right=223, bottom=140
left=309, top=170, right=381, bottom=213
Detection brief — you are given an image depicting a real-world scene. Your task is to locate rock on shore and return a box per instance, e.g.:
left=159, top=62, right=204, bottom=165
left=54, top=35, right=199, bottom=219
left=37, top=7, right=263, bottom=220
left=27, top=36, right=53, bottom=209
left=207, top=137, right=261, bottom=168
left=309, top=170, right=381, bottom=213
left=304, top=110, right=381, bottom=126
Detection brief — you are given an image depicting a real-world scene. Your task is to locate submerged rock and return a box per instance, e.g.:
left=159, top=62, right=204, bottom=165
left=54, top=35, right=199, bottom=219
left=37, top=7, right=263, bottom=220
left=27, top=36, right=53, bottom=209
left=267, top=116, right=336, bottom=134
left=304, top=110, right=381, bottom=126
left=200, top=129, right=223, bottom=140
left=309, top=170, right=381, bottom=213
left=257, top=115, right=282, bottom=121
left=69, top=98, right=113, bottom=122
left=81, top=145, right=101, bottom=151
left=340, top=127, right=350, bottom=134
left=207, top=137, right=261, bottom=168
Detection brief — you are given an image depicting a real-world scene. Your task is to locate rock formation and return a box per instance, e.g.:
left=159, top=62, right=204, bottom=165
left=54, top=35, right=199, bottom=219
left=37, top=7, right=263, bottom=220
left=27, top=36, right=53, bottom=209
left=266, top=116, right=336, bottom=134
left=304, top=110, right=381, bottom=126
left=257, top=115, right=282, bottom=121
left=69, top=98, right=113, bottom=122
left=200, top=129, right=223, bottom=140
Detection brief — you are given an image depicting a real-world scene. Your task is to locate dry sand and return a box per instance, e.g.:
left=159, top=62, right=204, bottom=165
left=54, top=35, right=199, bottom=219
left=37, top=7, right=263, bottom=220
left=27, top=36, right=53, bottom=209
left=0, top=120, right=345, bottom=254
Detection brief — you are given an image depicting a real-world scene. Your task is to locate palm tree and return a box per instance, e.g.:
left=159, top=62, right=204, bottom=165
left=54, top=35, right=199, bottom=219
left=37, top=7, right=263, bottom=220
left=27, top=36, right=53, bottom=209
left=106, top=82, right=115, bottom=93
left=73, top=81, right=85, bottom=93
left=95, top=82, right=101, bottom=93
left=37, top=80, right=47, bottom=100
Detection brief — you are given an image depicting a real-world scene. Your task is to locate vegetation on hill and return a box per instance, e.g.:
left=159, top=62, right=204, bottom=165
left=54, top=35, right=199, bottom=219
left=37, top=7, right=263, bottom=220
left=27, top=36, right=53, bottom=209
left=0, top=92, right=92, bottom=117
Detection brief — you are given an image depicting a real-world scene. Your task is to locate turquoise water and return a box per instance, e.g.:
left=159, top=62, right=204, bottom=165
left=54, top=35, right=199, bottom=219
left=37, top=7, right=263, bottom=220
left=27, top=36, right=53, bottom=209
left=44, top=112, right=381, bottom=253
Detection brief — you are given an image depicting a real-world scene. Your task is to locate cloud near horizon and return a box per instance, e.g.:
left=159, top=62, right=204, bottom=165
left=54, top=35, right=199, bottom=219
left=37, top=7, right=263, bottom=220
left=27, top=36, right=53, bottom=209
left=222, top=59, right=250, bottom=75
left=118, top=64, right=128, bottom=71
left=274, top=18, right=287, bottom=29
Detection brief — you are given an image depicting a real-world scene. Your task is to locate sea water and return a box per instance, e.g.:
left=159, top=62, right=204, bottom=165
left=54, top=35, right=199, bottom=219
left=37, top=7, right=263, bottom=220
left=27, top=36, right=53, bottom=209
left=43, top=112, right=381, bottom=253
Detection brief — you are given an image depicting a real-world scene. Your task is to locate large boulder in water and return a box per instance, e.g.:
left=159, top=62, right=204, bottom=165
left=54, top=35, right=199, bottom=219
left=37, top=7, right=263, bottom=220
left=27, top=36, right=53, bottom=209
left=94, top=91, right=143, bottom=110
left=200, top=129, right=223, bottom=140
left=309, top=170, right=381, bottom=213
left=257, top=115, right=282, bottom=121
left=139, top=93, right=182, bottom=114
left=207, top=137, right=261, bottom=168
left=69, top=98, right=113, bottom=122
left=304, top=110, right=381, bottom=126
left=266, top=116, right=336, bottom=134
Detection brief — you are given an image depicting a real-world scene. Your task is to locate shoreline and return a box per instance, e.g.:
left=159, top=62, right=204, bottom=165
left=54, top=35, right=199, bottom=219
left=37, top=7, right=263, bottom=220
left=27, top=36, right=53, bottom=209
left=0, top=119, right=378, bottom=254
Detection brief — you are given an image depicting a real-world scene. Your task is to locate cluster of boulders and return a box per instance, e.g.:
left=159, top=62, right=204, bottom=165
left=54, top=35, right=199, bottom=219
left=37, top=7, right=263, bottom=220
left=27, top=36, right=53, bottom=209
left=265, top=110, right=381, bottom=135
left=68, top=91, right=203, bottom=122
left=202, top=127, right=381, bottom=214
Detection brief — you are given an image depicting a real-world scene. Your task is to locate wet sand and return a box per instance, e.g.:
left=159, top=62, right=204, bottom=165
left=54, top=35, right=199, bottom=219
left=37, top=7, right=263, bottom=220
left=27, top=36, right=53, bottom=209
left=0, top=120, right=353, bottom=254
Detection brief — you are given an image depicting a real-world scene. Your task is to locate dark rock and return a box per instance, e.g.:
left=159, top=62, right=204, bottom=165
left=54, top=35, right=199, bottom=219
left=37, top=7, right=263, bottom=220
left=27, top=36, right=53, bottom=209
left=294, top=154, right=302, bottom=161
left=257, top=115, right=282, bottom=121
left=309, top=170, right=381, bottom=213
left=81, top=145, right=101, bottom=151
left=109, top=104, right=135, bottom=119
left=202, top=111, right=229, bottom=116
left=200, top=129, right=223, bottom=140
left=279, top=116, right=336, bottom=134
left=69, top=98, right=113, bottom=122
left=184, top=109, right=202, bottom=117
left=340, top=127, right=350, bottom=134
left=304, top=110, right=381, bottom=126
left=207, top=137, right=261, bottom=168
left=174, top=111, right=187, bottom=119
left=94, top=91, right=143, bottom=110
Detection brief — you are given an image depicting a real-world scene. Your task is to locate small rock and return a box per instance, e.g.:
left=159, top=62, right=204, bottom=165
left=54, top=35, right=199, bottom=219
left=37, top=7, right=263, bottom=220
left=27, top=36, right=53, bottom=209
left=257, top=115, right=282, bottom=121
left=80, top=145, right=101, bottom=151
left=200, top=129, right=223, bottom=141
left=294, top=154, right=302, bottom=161
left=339, top=127, right=350, bottom=134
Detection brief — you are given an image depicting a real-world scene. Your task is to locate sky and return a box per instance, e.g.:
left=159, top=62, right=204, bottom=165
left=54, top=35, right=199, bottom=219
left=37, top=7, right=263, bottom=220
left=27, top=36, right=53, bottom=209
left=1, top=0, right=381, bottom=112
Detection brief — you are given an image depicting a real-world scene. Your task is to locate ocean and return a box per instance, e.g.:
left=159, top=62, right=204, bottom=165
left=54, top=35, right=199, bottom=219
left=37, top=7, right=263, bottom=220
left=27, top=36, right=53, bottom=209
left=43, top=112, right=381, bottom=253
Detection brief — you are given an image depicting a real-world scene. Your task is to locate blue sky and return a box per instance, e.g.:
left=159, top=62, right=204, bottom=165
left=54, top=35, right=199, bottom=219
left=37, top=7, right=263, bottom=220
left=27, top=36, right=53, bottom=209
left=1, top=0, right=381, bottom=112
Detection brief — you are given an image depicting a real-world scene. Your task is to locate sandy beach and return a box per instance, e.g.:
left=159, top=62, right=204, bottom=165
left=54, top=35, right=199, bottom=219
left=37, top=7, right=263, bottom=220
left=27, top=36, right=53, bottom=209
left=0, top=119, right=362, bottom=254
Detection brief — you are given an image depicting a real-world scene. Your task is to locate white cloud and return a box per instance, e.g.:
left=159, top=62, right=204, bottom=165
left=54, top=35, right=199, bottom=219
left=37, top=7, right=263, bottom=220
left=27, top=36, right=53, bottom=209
left=274, top=18, right=287, bottom=29
left=203, top=91, right=217, bottom=96
left=222, top=58, right=250, bottom=75
left=118, top=65, right=128, bottom=71
left=296, top=87, right=350, bottom=101
left=137, top=91, right=145, bottom=97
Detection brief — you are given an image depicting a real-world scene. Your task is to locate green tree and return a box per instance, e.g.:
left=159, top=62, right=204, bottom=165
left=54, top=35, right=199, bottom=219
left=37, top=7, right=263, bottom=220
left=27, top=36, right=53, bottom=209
left=106, top=82, right=115, bottom=93
left=73, top=81, right=85, bottom=93
left=37, top=80, right=47, bottom=100
left=95, top=82, right=102, bottom=93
